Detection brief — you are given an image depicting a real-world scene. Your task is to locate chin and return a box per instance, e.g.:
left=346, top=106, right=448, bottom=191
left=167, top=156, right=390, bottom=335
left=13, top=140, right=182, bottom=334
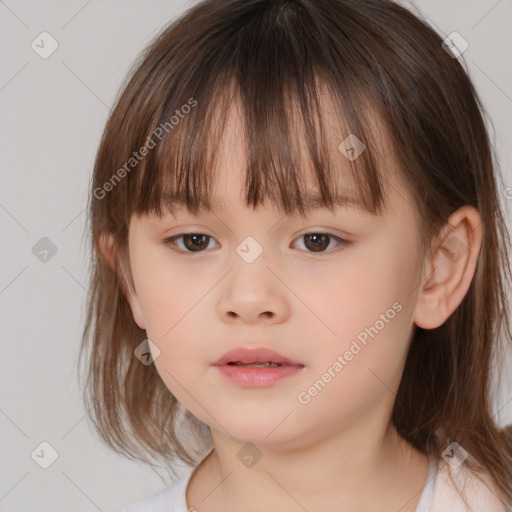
left=220, top=412, right=301, bottom=445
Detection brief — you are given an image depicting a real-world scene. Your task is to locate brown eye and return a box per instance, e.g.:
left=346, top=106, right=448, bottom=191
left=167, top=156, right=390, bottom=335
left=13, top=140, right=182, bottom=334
left=293, top=232, right=351, bottom=254
left=303, top=233, right=331, bottom=252
left=182, top=234, right=211, bottom=251
left=164, top=233, right=217, bottom=253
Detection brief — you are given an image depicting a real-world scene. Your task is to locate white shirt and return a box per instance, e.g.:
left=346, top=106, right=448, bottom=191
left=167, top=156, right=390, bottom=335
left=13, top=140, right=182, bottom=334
left=121, top=452, right=508, bottom=512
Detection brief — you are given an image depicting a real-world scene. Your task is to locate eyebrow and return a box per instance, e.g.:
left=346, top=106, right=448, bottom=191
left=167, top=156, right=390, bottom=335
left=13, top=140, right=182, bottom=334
left=300, top=192, right=369, bottom=212
left=161, top=191, right=370, bottom=215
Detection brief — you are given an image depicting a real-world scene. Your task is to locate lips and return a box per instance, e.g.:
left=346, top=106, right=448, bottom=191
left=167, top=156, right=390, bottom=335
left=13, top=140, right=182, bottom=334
left=213, top=347, right=305, bottom=387
left=213, top=347, right=303, bottom=367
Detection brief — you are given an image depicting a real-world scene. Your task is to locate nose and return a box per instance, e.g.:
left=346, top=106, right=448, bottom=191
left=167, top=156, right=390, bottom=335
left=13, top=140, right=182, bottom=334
left=216, top=256, right=291, bottom=325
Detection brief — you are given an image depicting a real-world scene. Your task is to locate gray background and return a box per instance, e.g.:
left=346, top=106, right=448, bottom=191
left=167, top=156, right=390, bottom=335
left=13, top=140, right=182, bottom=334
left=1, top=1, right=511, bottom=511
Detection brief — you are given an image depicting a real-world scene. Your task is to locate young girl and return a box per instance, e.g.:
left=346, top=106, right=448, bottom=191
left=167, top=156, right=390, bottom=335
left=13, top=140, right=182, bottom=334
left=79, top=0, right=512, bottom=510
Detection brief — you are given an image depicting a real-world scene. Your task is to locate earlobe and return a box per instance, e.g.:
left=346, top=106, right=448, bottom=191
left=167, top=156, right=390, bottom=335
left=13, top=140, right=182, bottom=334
left=98, top=233, right=116, bottom=270
left=413, top=206, right=483, bottom=330
left=98, top=232, right=146, bottom=330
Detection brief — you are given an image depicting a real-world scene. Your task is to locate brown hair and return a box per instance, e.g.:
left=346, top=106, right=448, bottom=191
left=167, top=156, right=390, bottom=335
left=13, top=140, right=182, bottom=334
left=79, top=0, right=512, bottom=506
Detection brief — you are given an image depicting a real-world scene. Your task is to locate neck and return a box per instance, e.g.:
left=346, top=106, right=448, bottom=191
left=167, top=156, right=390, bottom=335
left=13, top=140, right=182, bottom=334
left=187, top=421, right=429, bottom=512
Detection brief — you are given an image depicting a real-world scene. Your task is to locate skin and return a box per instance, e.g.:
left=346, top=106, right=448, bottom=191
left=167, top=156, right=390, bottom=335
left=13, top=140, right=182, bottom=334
left=101, top=98, right=483, bottom=512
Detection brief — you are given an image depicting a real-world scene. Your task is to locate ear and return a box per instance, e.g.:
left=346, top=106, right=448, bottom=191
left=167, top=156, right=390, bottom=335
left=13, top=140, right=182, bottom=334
left=98, top=232, right=117, bottom=270
left=98, top=233, right=146, bottom=330
left=413, top=206, right=483, bottom=329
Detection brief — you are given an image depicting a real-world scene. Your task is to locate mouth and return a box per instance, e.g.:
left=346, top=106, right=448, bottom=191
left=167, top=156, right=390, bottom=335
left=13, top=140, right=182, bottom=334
left=227, top=361, right=285, bottom=367
left=213, top=347, right=304, bottom=367
left=213, top=347, right=304, bottom=387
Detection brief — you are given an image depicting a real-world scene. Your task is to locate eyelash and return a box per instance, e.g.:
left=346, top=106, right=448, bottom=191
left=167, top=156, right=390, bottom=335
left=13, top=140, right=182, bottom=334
left=162, top=231, right=353, bottom=255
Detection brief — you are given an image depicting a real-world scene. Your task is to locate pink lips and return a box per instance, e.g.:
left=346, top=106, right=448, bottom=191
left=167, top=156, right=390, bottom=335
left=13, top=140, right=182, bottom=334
left=212, top=347, right=304, bottom=387
left=213, top=347, right=302, bottom=366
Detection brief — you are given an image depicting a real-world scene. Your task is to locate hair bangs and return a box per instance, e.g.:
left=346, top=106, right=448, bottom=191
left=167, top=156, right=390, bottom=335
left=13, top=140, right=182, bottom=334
left=129, top=74, right=390, bottom=225
left=113, top=0, right=400, bottom=225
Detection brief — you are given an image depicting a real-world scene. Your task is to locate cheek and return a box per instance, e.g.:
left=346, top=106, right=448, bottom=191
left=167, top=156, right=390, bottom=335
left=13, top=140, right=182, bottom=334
left=324, top=248, right=412, bottom=328
left=316, top=233, right=420, bottom=379
left=131, top=248, right=198, bottom=333
left=131, top=251, right=218, bottom=379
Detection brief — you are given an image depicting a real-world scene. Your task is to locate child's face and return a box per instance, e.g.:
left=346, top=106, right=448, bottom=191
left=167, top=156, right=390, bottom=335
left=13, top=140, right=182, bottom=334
left=126, top=103, right=426, bottom=448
